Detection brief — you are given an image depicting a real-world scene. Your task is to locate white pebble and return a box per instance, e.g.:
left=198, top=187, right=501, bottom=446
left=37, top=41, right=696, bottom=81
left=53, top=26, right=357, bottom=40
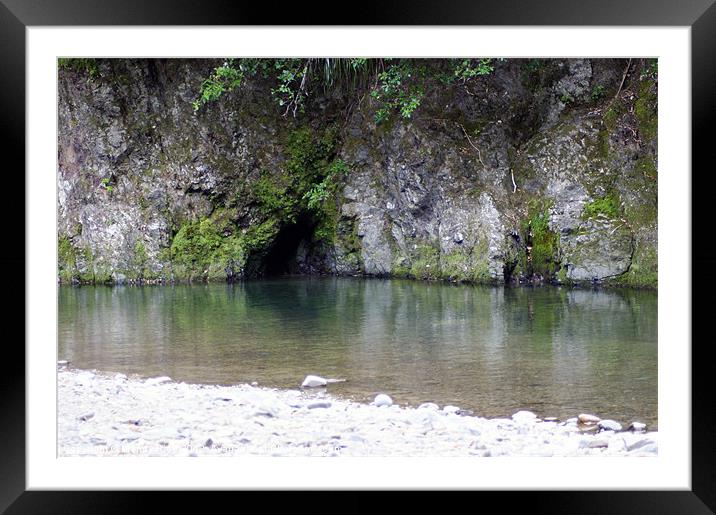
left=598, top=419, right=623, bottom=432
left=418, top=402, right=439, bottom=410
left=629, top=422, right=647, bottom=432
left=74, top=371, right=95, bottom=385
left=607, top=436, right=627, bottom=453
left=512, top=410, right=538, bottom=423
left=373, top=394, right=393, bottom=407
left=56, top=368, right=659, bottom=458
left=145, top=376, right=172, bottom=386
left=301, top=375, right=327, bottom=388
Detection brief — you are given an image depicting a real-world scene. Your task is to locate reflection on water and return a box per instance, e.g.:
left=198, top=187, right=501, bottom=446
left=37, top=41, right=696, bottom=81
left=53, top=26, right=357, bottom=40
left=58, top=278, right=658, bottom=427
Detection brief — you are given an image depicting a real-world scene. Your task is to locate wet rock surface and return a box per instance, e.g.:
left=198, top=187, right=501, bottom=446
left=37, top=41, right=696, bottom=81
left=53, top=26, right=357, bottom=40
left=58, top=368, right=658, bottom=457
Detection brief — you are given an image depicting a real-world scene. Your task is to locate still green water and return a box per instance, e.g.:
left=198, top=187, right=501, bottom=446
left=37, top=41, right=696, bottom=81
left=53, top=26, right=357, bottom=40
left=58, top=278, right=658, bottom=427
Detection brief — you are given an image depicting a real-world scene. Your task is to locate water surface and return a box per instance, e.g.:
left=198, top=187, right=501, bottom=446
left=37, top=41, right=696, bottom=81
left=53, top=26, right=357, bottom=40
left=58, top=278, right=658, bottom=427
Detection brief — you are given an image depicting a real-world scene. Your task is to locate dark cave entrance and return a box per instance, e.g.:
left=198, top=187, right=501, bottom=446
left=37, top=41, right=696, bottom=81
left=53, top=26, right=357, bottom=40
left=261, top=214, right=317, bottom=277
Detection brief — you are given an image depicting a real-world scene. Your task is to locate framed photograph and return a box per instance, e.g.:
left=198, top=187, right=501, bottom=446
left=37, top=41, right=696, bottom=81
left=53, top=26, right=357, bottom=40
left=4, top=0, right=713, bottom=511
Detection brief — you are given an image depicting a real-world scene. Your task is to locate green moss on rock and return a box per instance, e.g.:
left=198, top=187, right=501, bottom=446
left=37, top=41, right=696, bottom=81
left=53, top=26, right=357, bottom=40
left=596, top=101, right=625, bottom=160
left=58, top=58, right=100, bottom=78
left=130, top=240, right=149, bottom=280
left=313, top=193, right=339, bottom=245
left=409, top=244, right=440, bottom=280
left=335, top=216, right=363, bottom=271
left=635, top=77, right=657, bottom=144
left=556, top=265, right=571, bottom=285
left=519, top=202, right=560, bottom=280
left=440, top=251, right=471, bottom=281
left=168, top=209, right=246, bottom=281
left=440, top=248, right=491, bottom=284
left=58, top=235, right=107, bottom=284
left=609, top=245, right=657, bottom=289
left=253, top=173, right=297, bottom=221
left=249, top=125, right=347, bottom=250
left=582, top=192, right=621, bottom=220
left=391, top=257, right=411, bottom=278
left=634, top=154, right=657, bottom=182
left=58, top=236, right=78, bottom=283
left=243, top=219, right=280, bottom=254
left=531, top=213, right=560, bottom=278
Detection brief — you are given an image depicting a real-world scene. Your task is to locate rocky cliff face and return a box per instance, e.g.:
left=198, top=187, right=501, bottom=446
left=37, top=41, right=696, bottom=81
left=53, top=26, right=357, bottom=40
left=57, top=58, right=657, bottom=288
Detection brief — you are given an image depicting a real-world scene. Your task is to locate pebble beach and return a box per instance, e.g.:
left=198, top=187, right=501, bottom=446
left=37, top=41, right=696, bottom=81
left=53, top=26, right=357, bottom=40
left=58, top=365, right=658, bottom=458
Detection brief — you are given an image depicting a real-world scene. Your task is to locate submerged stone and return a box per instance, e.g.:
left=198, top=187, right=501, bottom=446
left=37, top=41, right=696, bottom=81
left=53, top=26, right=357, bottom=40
left=301, top=375, right=327, bottom=388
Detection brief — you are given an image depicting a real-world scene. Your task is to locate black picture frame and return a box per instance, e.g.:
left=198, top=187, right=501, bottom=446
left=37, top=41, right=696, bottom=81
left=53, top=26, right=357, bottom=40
left=2, top=0, right=714, bottom=512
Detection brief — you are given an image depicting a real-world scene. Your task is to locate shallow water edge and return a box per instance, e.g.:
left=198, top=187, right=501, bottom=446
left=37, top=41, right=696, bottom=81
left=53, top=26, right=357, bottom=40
left=59, top=279, right=658, bottom=428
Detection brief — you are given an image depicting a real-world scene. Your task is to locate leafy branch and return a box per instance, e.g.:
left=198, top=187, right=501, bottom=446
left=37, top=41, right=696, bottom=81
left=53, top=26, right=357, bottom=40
left=192, top=58, right=497, bottom=124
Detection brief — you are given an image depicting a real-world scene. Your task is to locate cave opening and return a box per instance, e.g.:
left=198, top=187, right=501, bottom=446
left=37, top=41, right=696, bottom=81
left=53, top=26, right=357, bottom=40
left=260, top=214, right=317, bottom=277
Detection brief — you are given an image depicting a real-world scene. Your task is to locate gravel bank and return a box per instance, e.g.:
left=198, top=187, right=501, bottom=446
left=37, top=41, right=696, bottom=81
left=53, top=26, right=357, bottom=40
left=58, top=366, right=658, bottom=457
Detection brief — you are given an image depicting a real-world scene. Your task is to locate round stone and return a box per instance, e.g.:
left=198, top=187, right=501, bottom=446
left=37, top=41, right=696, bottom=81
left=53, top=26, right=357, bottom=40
left=598, top=419, right=623, bottom=432
left=512, top=410, right=538, bottom=423
left=628, top=422, right=647, bottom=432
left=373, top=394, right=393, bottom=407
left=578, top=413, right=601, bottom=424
